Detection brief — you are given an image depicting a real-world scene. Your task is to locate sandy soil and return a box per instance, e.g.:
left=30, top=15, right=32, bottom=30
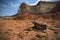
left=0, top=18, right=60, bottom=40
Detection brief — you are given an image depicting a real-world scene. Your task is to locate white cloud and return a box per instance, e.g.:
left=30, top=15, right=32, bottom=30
left=0, top=4, right=7, bottom=8
left=37, top=0, right=51, bottom=1
left=37, top=0, right=47, bottom=1
left=30, top=0, right=40, bottom=5
left=29, top=0, right=58, bottom=6
left=10, top=2, right=20, bottom=8
left=41, top=0, right=51, bottom=1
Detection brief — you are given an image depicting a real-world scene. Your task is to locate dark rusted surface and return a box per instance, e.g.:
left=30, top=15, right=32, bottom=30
left=32, top=21, right=47, bottom=31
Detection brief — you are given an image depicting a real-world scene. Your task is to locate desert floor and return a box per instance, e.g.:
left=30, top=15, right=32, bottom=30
left=0, top=19, right=60, bottom=40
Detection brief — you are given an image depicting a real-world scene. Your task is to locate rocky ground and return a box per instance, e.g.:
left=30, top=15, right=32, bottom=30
left=0, top=13, right=60, bottom=40
left=0, top=1, right=60, bottom=40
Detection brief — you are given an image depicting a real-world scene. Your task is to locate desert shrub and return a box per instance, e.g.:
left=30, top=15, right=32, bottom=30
left=48, top=27, right=56, bottom=30
left=8, top=29, right=13, bottom=31
left=16, top=26, right=21, bottom=28
left=56, top=38, right=60, bottom=40
left=36, top=34, right=43, bottom=38
left=54, top=31, right=58, bottom=34
left=0, top=36, right=10, bottom=40
left=31, top=37, right=40, bottom=40
left=24, top=27, right=32, bottom=31
left=0, top=23, right=5, bottom=27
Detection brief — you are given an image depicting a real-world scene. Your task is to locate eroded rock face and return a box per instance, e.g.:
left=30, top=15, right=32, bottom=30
left=17, top=1, right=60, bottom=15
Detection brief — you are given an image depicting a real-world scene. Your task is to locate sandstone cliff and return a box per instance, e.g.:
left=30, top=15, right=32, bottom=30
left=16, top=1, right=60, bottom=16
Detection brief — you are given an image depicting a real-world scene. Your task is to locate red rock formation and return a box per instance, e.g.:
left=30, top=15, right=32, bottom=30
left=12, top=1, right=60, bottom=20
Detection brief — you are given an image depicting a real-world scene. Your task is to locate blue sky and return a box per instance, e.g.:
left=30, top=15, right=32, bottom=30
left=0, top=0, right=37, bottom=16
left=0, top=0, right=59, bottom=16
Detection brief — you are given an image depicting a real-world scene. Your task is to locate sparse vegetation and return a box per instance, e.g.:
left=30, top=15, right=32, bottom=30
left=0, top=35, right=10, bottom=40
left=24, top=27, right=32, bottom=31
left=48, top=27, right=56, bottom=30
left=16, top=26, right=21, bottom=28
left=54, top=31, right=58, bottom=34
left=5, top=31, right=9, bottom=33
left=31, top=37, right=40, bottom=40
left=36, top=34, right=43, bottom=38
left=0, top=23, right=5, bottom=27
left=17, top=33, right=23, bottom=38
left=8, top=29, right=13, bottom=31
left=0, top=11, right=60, bottom=40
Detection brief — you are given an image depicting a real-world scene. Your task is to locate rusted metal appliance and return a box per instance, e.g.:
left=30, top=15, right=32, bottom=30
left=32, top=21, right=47, bottom=31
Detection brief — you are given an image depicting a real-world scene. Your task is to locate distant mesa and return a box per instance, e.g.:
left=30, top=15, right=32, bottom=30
left=10, top=1, right=60, bottom=20
left=15, top=1, right=60, bottom=16
left=0, top=1, right=60, bottom=20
